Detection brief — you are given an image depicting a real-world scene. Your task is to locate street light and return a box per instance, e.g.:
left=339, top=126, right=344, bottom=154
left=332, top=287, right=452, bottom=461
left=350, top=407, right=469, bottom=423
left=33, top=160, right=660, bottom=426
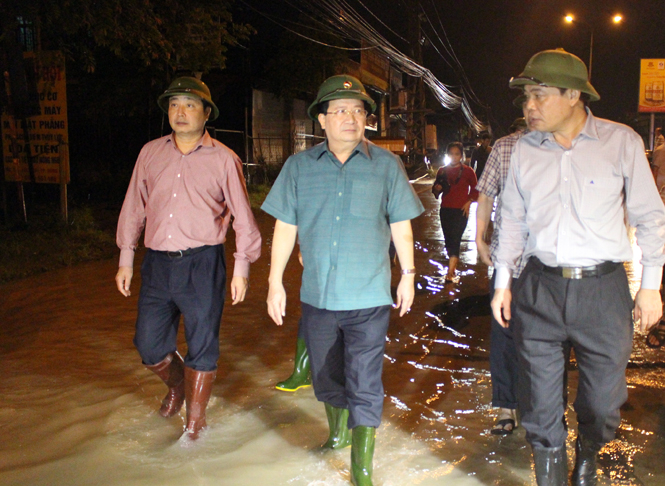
left=563, top=13, right=623, bottom=81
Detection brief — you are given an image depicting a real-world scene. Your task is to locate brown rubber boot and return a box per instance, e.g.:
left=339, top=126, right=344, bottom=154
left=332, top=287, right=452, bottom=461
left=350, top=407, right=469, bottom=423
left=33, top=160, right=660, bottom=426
left=183, top=367, right=216, bottom=440
left=145, top=352, right=185, bottom=418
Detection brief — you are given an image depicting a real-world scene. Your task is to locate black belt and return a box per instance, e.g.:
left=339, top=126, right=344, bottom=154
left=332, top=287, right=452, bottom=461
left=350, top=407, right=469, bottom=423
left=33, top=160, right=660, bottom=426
left=153, top=245, right=211, bottom=258
left=540, top=260, right=621, bottom=279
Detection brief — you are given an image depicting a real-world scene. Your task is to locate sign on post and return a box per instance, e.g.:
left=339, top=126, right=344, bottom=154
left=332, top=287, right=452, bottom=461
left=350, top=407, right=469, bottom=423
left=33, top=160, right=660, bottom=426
left=638, top=59, right=665, bottom=113
left=2, top=50, right=70, bottom=183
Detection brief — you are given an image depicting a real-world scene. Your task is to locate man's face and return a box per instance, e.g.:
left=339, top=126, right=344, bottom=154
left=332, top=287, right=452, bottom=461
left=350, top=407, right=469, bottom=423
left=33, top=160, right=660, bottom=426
left=317, top=98, right=366, bottom=147
left=523, top=85, right=578, bottom=133
left=168, top=95, right=210, bottom=137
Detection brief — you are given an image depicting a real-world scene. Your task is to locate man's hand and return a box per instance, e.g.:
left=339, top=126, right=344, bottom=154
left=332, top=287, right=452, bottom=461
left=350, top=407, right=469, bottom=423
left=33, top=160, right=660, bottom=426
left=395, top=274, right=415, bottom=317
left=230, top=276, right=249, bottom=305
left=267, top=282, right=287, bottom=325
left=634, top=288, right=663, bottom=332
left=476, top=238, right=492, bottom=266
left=461, top=200, right=472, bottom=217
left=491, top=287, right=512, bottom=328
left=115, top=266, right=133, bottom=297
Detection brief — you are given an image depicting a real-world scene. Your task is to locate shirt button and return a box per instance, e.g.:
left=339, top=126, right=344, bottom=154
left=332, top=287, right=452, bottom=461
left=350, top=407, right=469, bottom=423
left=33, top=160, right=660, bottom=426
left=333, top=241, right=337, bottom=246
left=338, top=192, right=342, bottom=196
left=336, top=216, right=340, bottom=221
left=173, top=193, right=176, bottom=197
left=564, top=151, right=570, bottom=156
left=332, top=265, right=335, bottom=270
left=564, top=204, right=568, bottom=209
left=168, top=235, right=172, bottom=238
left=178, top=174, right=181, bottom=178
left=170, top=214, right=173, bottom=218
left=564, top=177, right=569, bottom=182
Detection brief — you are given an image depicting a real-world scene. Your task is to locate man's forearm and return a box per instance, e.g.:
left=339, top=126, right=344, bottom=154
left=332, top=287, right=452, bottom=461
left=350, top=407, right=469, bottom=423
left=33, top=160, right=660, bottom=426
left=475, top=193, right=494, bottom=243
left=390, top=220, right=415, bottom=270
left=269, top=220, right=298, bottom=284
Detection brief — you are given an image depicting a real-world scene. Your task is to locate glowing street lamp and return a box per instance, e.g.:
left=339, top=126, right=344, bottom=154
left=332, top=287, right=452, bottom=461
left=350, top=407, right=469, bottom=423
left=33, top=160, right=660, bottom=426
left=563, top=13, right=623, bottom=81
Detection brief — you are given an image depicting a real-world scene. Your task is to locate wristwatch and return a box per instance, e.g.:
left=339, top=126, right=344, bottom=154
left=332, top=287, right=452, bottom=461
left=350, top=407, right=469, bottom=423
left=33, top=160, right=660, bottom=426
left=401, top=268, right=416, bottom=275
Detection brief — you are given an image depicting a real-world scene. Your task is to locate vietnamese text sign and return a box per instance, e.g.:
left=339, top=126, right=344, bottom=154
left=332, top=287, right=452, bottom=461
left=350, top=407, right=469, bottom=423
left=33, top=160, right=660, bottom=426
left=2, top=50, right=69, bottom=183
left=638, top=59, right=665, bottom=113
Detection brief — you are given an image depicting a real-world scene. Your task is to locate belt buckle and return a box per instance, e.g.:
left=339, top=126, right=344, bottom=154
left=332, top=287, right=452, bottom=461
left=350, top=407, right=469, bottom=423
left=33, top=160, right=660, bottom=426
left=561, top=267, right=583, bottom=279
left=168, top=250, right=184, bottom=258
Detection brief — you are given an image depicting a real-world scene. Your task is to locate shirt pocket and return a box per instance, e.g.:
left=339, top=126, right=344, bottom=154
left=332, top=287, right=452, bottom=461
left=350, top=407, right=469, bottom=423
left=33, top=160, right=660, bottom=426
left=350, top=180, right=383, bottom=218
left=579, top=176, right=623, bottom=220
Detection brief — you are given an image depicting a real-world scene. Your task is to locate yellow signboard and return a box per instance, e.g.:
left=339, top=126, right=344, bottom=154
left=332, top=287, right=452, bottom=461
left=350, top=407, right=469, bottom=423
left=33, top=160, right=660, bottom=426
left=638, top=59, right=665, bottom=113
left=2, top=50, right=69, bottom=183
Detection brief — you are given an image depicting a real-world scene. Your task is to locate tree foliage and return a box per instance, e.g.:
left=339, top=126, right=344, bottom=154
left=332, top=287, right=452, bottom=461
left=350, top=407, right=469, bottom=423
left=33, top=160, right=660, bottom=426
left=9, top=0, right=253, bottom=74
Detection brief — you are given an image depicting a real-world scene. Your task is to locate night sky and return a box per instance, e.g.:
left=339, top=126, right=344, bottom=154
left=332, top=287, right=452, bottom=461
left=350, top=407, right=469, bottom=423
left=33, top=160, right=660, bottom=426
left=246, top=0, right=665, bottom=137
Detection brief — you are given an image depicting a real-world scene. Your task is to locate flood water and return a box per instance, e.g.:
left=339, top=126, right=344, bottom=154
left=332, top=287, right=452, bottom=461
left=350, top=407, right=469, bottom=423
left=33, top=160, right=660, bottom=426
left=1, top=180, right=664, bottom=485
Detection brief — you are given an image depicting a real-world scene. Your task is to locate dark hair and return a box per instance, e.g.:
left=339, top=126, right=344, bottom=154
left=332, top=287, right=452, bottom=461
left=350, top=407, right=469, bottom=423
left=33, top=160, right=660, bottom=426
left=317, top=100, right=372, bottom=116
left=446, top=141, right=464, bottom=159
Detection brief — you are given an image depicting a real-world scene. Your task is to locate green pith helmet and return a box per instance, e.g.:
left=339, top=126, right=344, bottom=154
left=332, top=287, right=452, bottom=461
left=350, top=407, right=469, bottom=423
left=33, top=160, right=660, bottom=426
left=510, top=117, right=527, bottom=132
left=307, top=74, right=377, bottom=121
left=157, top=76, right=219, bottom=121
left=509, top=49, right=600, bottom=102
left=513, top=94, right=526, bottom=108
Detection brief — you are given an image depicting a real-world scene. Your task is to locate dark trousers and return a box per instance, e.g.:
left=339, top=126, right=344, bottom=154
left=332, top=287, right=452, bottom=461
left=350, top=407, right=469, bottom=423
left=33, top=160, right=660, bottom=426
left=512, top=258, right=633, bottom=448
left=439, top=207, right=468, bottom=257
left=301, top=303, right=391, bottom=429
left=489, top=273, right=519, bottom=409
left=134, top=245, right=227, bottom=371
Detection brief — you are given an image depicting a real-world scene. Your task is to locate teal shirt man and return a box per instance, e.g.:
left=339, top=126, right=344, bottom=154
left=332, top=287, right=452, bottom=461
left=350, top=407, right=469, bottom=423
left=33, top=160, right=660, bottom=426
left=262, top=140, right=423, bottom=310
left=263, top=74, right=423, bottom=486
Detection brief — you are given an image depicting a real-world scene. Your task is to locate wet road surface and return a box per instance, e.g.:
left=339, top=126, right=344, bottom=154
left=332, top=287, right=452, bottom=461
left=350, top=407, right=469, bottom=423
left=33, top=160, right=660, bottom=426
left=1, top=180, right=664, bottom=485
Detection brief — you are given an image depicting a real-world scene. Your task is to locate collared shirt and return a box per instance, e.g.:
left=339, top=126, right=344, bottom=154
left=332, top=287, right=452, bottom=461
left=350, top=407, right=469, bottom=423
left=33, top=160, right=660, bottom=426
left=117, top=131, right=261, bottom=278
left=495, top=110, right=665, bottom=290
left=261, top=140, right=424, bottom=311
left=476, top=130, right=528, bottom=278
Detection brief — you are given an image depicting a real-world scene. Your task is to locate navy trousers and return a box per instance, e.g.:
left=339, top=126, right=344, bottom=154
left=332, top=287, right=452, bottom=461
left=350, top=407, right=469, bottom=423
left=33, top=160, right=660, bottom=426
left=489, top=273, right=519, bottom=409
left=134, top=245, right=227, bottom=371
left=512, top=258, right=633, bottom=448
left=301, top=303, right=391, bottom=429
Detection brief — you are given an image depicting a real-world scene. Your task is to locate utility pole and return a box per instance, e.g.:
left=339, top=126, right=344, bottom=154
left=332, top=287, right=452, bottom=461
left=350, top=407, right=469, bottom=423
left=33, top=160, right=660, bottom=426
left=404, top=3, right=428, bottom=168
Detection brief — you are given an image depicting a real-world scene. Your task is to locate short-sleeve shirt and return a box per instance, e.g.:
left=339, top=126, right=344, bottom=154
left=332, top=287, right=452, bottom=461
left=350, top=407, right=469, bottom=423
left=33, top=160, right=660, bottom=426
left=262, top=140, right=424, bottom=311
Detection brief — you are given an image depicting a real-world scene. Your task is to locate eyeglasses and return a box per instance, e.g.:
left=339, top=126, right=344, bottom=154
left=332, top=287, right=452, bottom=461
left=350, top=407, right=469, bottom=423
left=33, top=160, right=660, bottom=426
left=326, top=108, right=368, bottom=118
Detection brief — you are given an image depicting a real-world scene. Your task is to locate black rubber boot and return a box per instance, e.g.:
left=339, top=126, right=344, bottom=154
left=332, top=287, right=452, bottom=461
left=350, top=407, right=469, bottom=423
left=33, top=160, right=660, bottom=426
left=275, top=338, right=311, bottom=391
left=572, top=435, right=601, bottom=486
left=533, top=446, right=568, bottom=486
left=322, top=403, right=352, bottom=449
left=351, top=426, right=375, bottom=486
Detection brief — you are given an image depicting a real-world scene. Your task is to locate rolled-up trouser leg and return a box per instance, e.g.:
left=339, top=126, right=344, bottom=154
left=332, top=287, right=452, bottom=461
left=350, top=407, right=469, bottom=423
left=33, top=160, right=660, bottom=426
left=489, top=273, right=519, bottom=409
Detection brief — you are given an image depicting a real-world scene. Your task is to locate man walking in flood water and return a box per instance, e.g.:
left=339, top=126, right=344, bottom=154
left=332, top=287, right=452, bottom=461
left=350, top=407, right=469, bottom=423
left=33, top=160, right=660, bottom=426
left=262, top=74, right=424, bottom=485
left=491, top=49, right=665, bottom=485
left=115, top=77, right=261, bottom=441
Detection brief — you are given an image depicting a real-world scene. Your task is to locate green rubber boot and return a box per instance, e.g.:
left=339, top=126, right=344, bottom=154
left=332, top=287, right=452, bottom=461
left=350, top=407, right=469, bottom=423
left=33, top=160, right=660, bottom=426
left=351, top=426, right=375, bottom=486
left=275, top=337, right=312, bottom=391
left=323, top=403, right=352, bottom=449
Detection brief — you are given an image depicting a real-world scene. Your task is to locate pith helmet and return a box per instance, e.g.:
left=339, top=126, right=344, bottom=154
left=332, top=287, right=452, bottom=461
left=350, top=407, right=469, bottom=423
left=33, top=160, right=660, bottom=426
left=513, top=94, right=526, bottom=108
left=510, top=117, right=527, bottom=132
left=307, top=74, right=376, bottom=120
left=157, top=76, right=219, bottom=121
left=509, top=49, right=600, bottom=102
